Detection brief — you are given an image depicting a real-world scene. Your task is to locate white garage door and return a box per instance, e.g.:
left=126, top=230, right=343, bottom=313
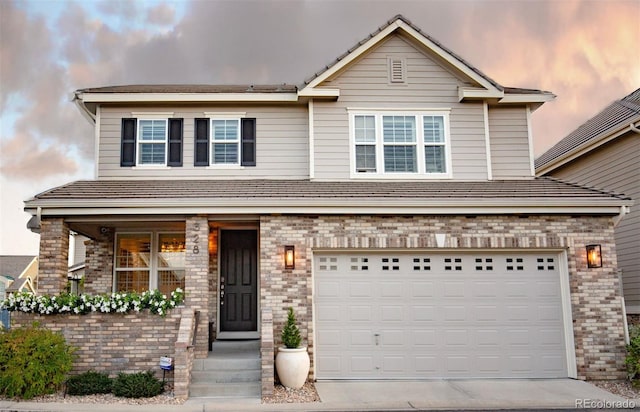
left=314, top=252, right=570, bottom=379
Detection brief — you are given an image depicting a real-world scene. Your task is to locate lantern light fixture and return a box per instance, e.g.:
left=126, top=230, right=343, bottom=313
left=284, top=245, right=295, bottom=270
left=586, top=244, right=602, bottom=268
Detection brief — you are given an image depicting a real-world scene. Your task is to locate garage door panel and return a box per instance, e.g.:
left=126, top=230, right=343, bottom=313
left=314, top=252, right=569, bottom=379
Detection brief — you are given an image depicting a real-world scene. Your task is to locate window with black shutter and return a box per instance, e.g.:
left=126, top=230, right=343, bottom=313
left=121, top=118, right=137, bottom=166
left=195, top=117, right=257, bottom=166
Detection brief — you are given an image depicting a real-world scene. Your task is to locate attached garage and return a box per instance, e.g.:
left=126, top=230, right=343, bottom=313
left=314, top=251, right=575, bottom=379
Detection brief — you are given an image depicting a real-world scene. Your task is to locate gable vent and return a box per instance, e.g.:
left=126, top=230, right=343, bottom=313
left=389, top=58, right=406, bottom=83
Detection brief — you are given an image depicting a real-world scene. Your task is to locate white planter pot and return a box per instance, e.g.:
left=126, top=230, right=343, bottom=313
left=275, top=347, right=310, bottom=389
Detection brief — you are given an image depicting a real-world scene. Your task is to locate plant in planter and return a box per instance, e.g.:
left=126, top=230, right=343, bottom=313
left=275, top=307, right=310, bottom=389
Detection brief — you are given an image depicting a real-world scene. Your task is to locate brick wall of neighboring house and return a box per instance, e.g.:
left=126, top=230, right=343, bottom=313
left=38, top=218, right=70, bottom=294
left=83, top=231, right=114, bottom=294
left=260, top=214, right=627, bottom=381
left=11, top=307, right=183, bottom=378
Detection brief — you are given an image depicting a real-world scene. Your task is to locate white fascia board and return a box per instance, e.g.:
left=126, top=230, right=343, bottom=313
left=297, top=88, right=340, bottom=98
left=396, top=21, right=501, bottom=93
left=79, top=92, right=299, bottom=103
left=26, top=200, right=629, bottom=217
left=302, top=22, right=400, bottom=90
left=536, top=121, right=639, bottom=175
left=499, top=93, right=556, bottom=104
left=459, top=87, right=504, bottom=101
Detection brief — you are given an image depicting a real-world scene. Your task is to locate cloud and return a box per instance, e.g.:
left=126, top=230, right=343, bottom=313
left=0, top=132, right=78, bottom=179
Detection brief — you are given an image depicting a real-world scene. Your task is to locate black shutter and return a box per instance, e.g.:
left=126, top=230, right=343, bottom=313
left=241, top=118, right=256, bottom=166
left=167, top=118, right=183, bottom=167
left=121, top=118, right=137, bottom=166
left=194, top=118, right=209, bottom=166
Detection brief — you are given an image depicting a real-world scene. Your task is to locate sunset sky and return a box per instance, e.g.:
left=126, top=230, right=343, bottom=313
left=1, top=0, right=639, bottom=255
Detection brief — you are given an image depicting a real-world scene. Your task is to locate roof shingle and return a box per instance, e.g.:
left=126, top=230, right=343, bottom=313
left=536, top=88, right=640, bottom=169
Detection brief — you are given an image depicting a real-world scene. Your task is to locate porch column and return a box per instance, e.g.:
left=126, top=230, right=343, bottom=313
left=38, top=218, right=70, bottom=295
left=185, top=216, right=210, bottom=358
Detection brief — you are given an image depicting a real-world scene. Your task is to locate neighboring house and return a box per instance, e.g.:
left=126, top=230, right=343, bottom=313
left=19, top=15, right=631, bottom=391
left=536, top=88, right=640, bottom=313
left=0, top=255, right=38, bottom=328
left=68, top=232, right=88, bottom=294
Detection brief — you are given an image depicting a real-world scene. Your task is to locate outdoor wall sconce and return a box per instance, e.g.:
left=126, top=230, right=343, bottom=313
left=284, top=245, right=295, bottom=270
left=586, top=244, right=602, bottom=268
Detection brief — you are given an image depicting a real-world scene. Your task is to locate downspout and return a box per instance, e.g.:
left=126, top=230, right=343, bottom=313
left=630, top=121, right=640, bottom=135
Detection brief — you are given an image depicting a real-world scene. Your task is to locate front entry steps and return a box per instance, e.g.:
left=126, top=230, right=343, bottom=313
left=189, top=339, right=261, bottom=398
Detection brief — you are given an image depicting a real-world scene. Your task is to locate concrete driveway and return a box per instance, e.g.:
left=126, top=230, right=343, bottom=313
left=314, top=379, right=635, bottom=410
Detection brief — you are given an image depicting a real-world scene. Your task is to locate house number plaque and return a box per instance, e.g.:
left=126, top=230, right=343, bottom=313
left=192, top=223, right=200, bottom=254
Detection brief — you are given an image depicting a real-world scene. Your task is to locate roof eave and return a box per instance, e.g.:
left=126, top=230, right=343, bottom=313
left=77, top=92, right=300, bottom=104
left=536, top=117, right=640, bottom=175
left=25, top=198, right=632, bottom=217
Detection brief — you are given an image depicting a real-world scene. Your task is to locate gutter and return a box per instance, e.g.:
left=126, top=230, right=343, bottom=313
left=72, top=91, right=96, bottom=125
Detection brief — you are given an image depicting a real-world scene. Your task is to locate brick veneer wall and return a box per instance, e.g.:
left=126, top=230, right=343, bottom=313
left=38, top=218, right=70, bottom=294
left=260, top=214, right=626, bottom=381
left=84, top=231, right=114, bottom=294
left=11, top=307, right=183, bottom=377
left=185, top=216, right=210, bottom=358
left=174, top=309, right=196, bottom=400
left=260, top=307, right=274, bottom=396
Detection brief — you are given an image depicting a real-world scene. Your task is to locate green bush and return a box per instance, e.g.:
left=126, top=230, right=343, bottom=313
left=112, top=371, right=163, bottom=398
left=281, top=307, right=302, bottom=349
left=627, top=329, right=640, bottom=386
left=0, top=322, right=75, bottom=399
left=66, top=370, right=113, bottom=395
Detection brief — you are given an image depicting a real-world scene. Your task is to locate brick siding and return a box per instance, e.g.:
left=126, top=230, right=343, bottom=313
left=37, top=218, right=69, bottom=294
left=11, top=308, right=183, bottom=378
left=260, top=214, right=627, bottom=381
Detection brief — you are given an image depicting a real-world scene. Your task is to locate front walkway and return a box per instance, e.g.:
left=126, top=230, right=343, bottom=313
left=0, top=379, right=633, bottom=411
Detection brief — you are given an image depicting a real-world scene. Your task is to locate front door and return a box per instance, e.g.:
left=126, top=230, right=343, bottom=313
left=219, top=229, right=258, bottom=333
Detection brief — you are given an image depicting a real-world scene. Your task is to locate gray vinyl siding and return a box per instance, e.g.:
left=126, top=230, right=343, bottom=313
left=312, top=34, right=488, bottom=181
left=488, top=107, right=532, bottom=178
left=547, top=133, right=640, bottom=309
left=98, top=105, right=308, bottom=179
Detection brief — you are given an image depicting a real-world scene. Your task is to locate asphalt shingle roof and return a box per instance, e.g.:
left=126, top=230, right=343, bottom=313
left=536, top=88, right=640, bottom=170
left=28, top=177, right=629, bottom=204
left=0, top=256, right=36, bottom=278
left=77, top=84, right=298, bottom=94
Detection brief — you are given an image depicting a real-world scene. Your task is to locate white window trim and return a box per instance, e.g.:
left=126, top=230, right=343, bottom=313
left=136, top=118, right=168, bottom=166
left=209, top=117, right=241, bottom=166
left=348, top=109, right=453, bottom=179
left=113, top=231, right=185, bottom=292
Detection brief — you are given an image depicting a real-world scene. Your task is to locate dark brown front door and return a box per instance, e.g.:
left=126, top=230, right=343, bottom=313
left=220, top=230, right=258, bottom=332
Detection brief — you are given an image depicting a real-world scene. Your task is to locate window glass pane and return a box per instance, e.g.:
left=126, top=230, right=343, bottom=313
left=116, top=270, right=149, bottom=293
left=158, top=234, right=185, bottom=269
left=355, top=145, right=376, bottom=172
left=354, top=115, right=376, bottom=142
left=425, top=145, right=446, bottom=173
left=213, top=143, right=239, bottom=164
left=383, top=116, right=415, bottom=143
left=139, top=120, right=166, bottom=141
left=116, top=234, right=151, bottom=268
left=158, top=270, right=185, bottom=295
left=384, top=146, right=416, bottom=172
left=423, top=116, right=445, bottom=143
left=212, top=120, right=239, bottom=141
left=139, top=143, right=165, bottom=164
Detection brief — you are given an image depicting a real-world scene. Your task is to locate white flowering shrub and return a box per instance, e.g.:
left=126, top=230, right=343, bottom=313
left=0, top=288, right=184, bottom=318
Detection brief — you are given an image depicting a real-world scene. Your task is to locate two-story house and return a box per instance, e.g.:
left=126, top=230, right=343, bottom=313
left=21, top=15, right=630, bottom=394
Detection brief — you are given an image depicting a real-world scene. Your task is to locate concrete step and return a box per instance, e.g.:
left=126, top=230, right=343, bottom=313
left=191, top=368, right=261, bottom=383
left=189, top=381, right=261, bottom=398
left=193, top=356, right=261, bottom=371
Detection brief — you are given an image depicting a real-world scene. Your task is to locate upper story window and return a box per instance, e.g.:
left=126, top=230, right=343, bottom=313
left=350, top=110, right=451, bottom=178
left=138, top=119, right=167, bottom=165
left=194, top=117, right=256, bottom=167
left=120, top=117, right=183, bottom=167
